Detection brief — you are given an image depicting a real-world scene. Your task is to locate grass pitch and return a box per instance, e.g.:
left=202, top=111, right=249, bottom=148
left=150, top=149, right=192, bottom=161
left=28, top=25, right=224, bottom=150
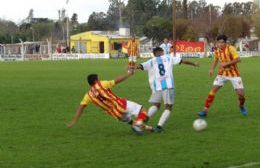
left=0, top=58, right=260, bottom=168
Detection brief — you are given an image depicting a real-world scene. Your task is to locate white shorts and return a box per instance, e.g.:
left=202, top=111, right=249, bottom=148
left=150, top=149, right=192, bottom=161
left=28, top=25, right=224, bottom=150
left=213, top=75, right=244, bottom=89
left=121, top=100, right=142, bottom=122
left=149, top=89, right=175, bottom=105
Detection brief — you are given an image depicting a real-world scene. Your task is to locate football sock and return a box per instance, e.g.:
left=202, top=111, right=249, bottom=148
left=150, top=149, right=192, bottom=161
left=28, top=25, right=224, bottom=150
left=158, top=110, right=171, bottom=127
left=137, top=111, right=148, bottom=122
left=148, top=106, right=158, bottom=118
left=239, top=96, right=246, bottom=107
left=204, top=90, right=216, bottom=112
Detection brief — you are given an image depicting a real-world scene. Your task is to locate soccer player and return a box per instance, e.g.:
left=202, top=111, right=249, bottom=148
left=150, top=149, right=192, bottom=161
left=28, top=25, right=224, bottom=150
left=160, top=38, right=172, bottom=55
left=67, top=71, right=152, bottom=135
left=136, top=47, right=199, bottom=132
left=127, top=35, right=139, bottom=70
left=198, top=35, right=247, bottom=117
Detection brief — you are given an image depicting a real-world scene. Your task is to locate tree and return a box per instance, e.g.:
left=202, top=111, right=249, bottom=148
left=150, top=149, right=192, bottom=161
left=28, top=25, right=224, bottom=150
left=125, top=0, right=160, bottom=35
left=87, top=12, right=109, bottom=30
left=217, top=15, right=251, bottom=41
left=0, top=19, right=19, bottom=43
left=106, top=0, right=127, bottom=30
left=71, top=13, right=79, bottom=34
left=252, top=11, right=260, bottom=39
left=183, top=0, right=188, bottom=19
left=143, top=16, right=172, bottom=44
left=223, top=2, right=255, bottom=16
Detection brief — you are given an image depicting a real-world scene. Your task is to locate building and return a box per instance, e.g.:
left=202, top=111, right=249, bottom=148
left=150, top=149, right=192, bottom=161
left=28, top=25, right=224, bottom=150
left=70, top=29, right=139, bottom=58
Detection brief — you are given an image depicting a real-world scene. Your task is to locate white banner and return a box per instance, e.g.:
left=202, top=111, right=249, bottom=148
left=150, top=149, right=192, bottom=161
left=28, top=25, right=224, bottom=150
left=239, top=51, right=260, bottom=58
left=52, top=53, right=110, bottom=60
left=177, top=52, right=205, bottom=58
left=140, top=52, right=205, bottom=58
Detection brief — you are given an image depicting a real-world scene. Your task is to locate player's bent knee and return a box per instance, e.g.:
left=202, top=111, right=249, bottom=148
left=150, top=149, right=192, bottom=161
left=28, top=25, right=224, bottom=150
left=153, top=103, right=161, bottom=109
left=165, top=104, right=173, bottom=111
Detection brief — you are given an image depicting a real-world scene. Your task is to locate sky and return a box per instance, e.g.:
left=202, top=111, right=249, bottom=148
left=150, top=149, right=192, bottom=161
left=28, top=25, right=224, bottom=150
left=0, top=0, right=252, bottom=24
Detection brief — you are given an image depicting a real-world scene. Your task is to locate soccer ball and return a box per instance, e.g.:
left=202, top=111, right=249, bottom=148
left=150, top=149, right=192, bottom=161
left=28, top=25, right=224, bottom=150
left=193, top=119, right=207, bottom=131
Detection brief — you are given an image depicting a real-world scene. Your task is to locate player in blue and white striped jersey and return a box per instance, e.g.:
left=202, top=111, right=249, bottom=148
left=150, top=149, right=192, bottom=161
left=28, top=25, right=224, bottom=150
left=137, top=47, right=199, bottom=132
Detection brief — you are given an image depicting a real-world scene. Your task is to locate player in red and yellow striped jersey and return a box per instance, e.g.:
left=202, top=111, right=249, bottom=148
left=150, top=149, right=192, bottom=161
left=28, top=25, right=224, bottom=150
left=198, top=35, right=247, bottom=117
left=67, top=71, right=152, bottom=135
left=127, top=36, right=139, bottom=70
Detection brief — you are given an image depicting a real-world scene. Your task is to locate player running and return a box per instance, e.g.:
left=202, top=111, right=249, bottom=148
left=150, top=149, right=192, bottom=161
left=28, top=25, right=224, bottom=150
left=67, top=71, right=152, bottom=135
left=136, top=47, right=199, bottom=132
left=198, top=35, right=247, bottom=117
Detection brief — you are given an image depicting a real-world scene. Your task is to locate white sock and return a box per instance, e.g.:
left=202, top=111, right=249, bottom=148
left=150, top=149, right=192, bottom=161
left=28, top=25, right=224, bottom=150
left=158, top=110, right=171, bottom=127
left=133, top=56, right=137, bottom=62
left=128, top=56, right=132, bottom=62
left=148, top=106, right=158, bottom=118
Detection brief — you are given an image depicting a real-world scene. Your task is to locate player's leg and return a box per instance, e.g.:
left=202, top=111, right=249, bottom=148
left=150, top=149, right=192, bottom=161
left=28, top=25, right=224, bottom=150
left=125, top=100, right=153, bottom=134
left=236, top=89, right=247, bottom=116
left=198, top=85, right=222, bottom=117
left=147, top=91, right=162, bottom=118
left=148, top=103, right=160, bottom=118
left=133, top=55, right=137, bottom=67
left=231, top=77, right=247, bottom=116
left=155, top=89, right=174, bottom=132
left=128, top=55, right=133, bottom=70
left=198, top=75, right=225, bottom=117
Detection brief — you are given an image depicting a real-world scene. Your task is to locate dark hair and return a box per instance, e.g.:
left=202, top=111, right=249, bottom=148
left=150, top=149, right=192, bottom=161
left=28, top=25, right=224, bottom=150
left=87, top=74, right=98, bottom=86
left=153, top=47, right=164, bottom=55
left=217, top=35, right=228, bottom=43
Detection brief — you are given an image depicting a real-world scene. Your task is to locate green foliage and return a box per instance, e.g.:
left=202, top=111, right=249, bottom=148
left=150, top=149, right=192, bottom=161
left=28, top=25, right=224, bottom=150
left=252, top=11, right=260, bottom=39
left=0, top=58, right=260, bottom=167
left=143, top=16, right=172, bottom=43
left=0, top=1, right=257, bottom=43
left=71, top=13, right=79, bottom=34
left=87, top=12, right=109, bottom=31
left=218, top=16, right=251, bottom=41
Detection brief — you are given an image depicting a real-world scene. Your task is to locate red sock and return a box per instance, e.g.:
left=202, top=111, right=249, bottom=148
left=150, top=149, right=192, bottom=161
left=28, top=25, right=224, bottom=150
left=239, top=96, right=245, bottom=107
left=137, top=111, right=148, bottom=122
left=204, top=92, right=216, bottom=111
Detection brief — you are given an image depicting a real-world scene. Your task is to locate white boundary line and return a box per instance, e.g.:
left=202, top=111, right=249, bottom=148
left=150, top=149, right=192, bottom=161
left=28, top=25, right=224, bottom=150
left=227, top=162, right=260, bottom=168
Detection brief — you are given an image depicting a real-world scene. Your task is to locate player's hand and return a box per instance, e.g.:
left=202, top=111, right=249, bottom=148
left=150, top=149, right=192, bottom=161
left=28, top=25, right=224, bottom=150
left=67, top=122, right=75, bottom=128
left=127, top=68, right=134, bottom=75
left=220, top=62, right=229, bottom=68
left=209, top=69, right=214, bottom=77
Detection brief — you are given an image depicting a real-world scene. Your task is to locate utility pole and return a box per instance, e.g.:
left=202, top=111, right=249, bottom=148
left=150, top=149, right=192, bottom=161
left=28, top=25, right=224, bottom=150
left=172, top=0, right=176, bottom=55
left=209, top=4, right=212, bottom=27
left=119, top=1, right=123, bottom=28
left=30, top=27, right=35, bottom=42
left=66, top=0, right=70, bottom=48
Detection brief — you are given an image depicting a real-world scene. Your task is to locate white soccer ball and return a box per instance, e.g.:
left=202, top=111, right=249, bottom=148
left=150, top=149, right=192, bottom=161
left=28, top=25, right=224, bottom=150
left=193, top=119, right=207, bottom=131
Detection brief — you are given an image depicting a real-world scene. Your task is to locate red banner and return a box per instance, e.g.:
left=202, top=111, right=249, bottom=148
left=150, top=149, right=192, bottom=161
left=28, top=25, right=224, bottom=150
left=174, top=41, right=205, bottom=52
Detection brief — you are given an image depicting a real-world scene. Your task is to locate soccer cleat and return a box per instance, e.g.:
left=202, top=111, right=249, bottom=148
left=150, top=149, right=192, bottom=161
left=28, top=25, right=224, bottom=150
left=154, top=125, right=163, bottom=133
left=198, top=111, right=208, bottom=117
left=143, top=125, right=154, bottom=133
left=131, top=125, right=143, bottom=135
left=240, top=106, right=247, bottom=116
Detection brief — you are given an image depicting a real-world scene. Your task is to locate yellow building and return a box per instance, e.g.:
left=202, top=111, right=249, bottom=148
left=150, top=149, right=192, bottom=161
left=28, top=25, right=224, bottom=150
left=70, top=31, right=139, bottom=57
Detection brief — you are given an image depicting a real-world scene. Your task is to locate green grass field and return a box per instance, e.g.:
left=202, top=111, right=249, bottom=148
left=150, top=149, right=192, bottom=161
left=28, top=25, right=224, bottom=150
left=0, top=58, right=260, bottom=168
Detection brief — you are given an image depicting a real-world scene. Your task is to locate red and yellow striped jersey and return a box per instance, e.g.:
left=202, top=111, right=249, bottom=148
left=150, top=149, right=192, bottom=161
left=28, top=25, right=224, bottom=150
left=80, top=80, right=127, bottom=120
left=214, top=45, right=240, bottom=77
left=127, top=40, right=139, bottom=56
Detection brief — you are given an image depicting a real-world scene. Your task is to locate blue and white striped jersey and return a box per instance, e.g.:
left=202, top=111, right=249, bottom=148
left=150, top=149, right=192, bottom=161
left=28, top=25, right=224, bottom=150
left=141, top=54, right=182, bottom=92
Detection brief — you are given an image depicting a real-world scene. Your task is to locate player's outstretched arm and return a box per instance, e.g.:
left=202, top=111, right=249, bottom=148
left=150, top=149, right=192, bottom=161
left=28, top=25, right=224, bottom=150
left=67, top=105, right=86, bottom=128
left=115, top=70, right=134, bottom=85
left=181, top=59, right=200, bottom=67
